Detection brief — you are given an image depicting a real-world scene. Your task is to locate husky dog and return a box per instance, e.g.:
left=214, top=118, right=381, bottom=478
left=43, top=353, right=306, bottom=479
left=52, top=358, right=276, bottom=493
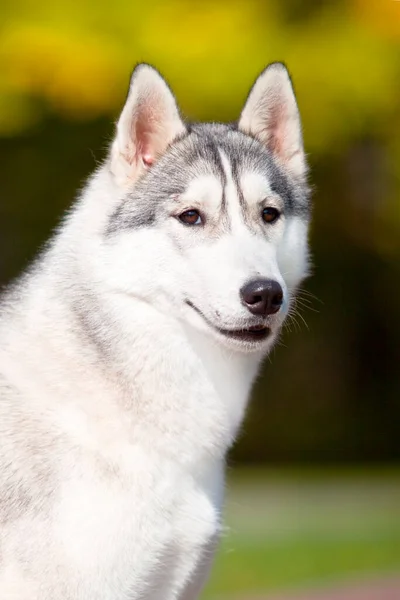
left=0, top=63, right=310, bottom=599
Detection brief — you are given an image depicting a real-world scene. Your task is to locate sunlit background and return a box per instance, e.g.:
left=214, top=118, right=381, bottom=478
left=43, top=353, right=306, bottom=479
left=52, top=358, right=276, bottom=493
left=1, top=1, right=399, bottom=598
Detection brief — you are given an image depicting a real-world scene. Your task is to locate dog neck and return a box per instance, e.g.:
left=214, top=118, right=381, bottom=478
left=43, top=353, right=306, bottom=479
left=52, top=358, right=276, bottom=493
left=0, top=260, right=264, bottom=466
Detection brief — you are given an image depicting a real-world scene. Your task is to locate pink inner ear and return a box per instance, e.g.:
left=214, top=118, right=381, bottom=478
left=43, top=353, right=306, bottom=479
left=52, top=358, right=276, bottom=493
left=142, top=154, right=154, bottom=167
left=133, top=97, right=170, bottom=168
left=134, top=104, right=157, bottom=166
left=267, top=102, right=287, bottom=161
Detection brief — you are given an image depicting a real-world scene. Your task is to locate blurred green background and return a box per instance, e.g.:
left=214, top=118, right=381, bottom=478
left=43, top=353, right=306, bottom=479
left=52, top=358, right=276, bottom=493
left=1, top=0, right=399, bottom=597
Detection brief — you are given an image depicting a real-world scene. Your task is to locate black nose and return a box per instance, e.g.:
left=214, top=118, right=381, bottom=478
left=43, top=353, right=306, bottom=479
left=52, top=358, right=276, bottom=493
left=240, top=279, right=283, bottom=316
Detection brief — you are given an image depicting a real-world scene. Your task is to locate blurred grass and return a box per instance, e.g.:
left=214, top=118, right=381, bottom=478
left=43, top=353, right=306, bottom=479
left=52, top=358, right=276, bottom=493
left=202, top=467, right=400, bottom=598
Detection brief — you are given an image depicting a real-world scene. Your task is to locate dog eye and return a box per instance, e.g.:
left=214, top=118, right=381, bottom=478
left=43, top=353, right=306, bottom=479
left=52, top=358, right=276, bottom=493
left=179, top=210, right=202, bottom=226
left=262, top=207, right=280, bottom=224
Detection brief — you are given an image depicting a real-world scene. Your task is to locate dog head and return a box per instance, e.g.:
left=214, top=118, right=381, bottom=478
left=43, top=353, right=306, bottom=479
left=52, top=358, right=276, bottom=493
left=99, top=63, right=311, bottom=353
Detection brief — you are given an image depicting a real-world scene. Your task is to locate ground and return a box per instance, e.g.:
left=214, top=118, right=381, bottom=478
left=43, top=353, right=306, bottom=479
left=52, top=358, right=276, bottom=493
left=202, top=468, right=400, bottom=600
left=256, top=575, right=400, bottom=599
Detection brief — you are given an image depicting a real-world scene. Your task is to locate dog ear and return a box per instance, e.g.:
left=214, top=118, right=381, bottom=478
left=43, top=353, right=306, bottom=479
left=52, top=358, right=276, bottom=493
left=110, top=64, right=186, bottom=187
left=238, top=63, right=307, bottom=180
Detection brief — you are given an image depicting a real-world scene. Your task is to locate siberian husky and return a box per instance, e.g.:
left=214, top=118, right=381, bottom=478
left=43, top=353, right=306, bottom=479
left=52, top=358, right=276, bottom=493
left=0, top=62, right=311, bottom=599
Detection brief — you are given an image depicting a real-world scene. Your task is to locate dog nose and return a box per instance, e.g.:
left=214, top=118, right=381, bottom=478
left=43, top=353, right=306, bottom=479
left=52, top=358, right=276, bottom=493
left=240, top=279, right=283, bottom=316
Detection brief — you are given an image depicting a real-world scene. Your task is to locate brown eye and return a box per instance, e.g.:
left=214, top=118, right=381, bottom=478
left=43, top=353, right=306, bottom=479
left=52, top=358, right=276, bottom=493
left=262, top=207, right=280, bottom=224
left=179, top=210, right=202, bottom=226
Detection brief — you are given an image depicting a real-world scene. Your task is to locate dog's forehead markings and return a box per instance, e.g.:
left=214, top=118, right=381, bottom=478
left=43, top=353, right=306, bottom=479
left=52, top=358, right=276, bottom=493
left=218, top=149, right=246, bottom=230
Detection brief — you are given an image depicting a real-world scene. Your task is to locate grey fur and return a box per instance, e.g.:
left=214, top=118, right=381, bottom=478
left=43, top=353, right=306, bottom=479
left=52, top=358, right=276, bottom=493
left=0, top=378, right=60, bottom=525
left=106, top=124, right=310, bottom=236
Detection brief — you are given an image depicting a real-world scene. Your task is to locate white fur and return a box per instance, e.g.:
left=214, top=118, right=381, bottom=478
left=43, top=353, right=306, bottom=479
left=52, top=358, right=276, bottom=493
left=239, top=62, right=307, bottom=180
left=110, top=64, right=186, bottom=187
left=0, top=64, right=310, bottom=599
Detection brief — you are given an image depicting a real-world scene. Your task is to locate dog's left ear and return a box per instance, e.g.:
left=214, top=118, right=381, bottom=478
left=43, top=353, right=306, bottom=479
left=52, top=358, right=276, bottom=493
left=238, top=63, right=307, bottom=180
left=110, top=64, right=186, bottom=187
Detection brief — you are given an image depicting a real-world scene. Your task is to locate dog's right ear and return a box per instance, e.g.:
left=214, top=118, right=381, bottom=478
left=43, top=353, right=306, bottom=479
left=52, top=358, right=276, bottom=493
left=109, top=64, right=186, bottom=187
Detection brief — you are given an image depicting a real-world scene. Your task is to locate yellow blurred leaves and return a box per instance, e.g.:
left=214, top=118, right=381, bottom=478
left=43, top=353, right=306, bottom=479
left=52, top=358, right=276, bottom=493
left=353, top=0, right=400, bottom=39
left=0, top=24, right=125, bottom=120
left=0, top=0, right=398, bottom=156
left=133, top=1, right=276, bottom=117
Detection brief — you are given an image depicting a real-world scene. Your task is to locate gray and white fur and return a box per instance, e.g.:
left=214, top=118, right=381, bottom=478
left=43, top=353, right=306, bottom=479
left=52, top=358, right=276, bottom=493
left=0, top=62, right=311, bottom=599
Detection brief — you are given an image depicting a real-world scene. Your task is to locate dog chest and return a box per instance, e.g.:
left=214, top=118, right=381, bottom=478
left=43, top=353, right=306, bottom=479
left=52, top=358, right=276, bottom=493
left=49, top=453, right=223, bottom=599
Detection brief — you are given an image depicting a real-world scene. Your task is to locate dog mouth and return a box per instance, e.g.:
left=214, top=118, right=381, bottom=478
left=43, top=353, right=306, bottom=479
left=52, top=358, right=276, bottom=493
left=217, top=324, right=270, bottom=343
left=185, top=301, right=270, bottom=344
